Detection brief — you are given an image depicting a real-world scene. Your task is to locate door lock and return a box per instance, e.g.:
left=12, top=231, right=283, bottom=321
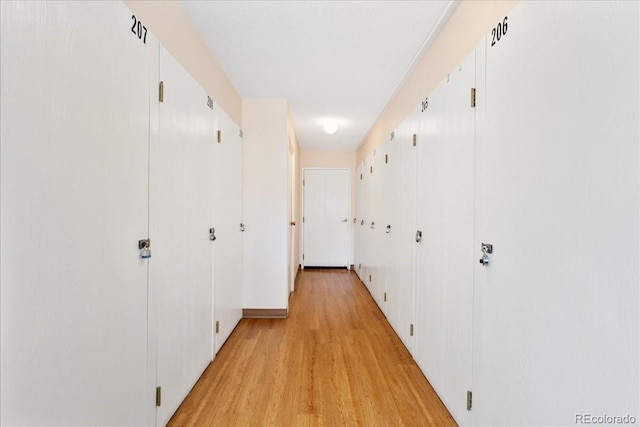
left=479, top=243, right=493, bottom=266
left=138, top=239, right=151, bottom=259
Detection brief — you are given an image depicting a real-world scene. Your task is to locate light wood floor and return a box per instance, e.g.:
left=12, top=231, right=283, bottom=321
left=168, top=268, right=456, bottom=427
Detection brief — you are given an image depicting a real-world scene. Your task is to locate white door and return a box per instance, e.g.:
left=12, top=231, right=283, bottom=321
left=152, top=46, right=215, bottom=426
left=373, top=141, right=391, bottom=312
left=303, top=169, right=350, bottom=267
left=288, top=146, right=296, bottom=291
left=385, top=111, right=418, bottom=353
left=414, top=49, right=476, bottom=425
left=354, top=163, right=364, bottom=280
left=473, top=2, right=639, bottom=424
left=213, top=109, right=243, bottom=354
left=0, top=2, right=156, bottom=425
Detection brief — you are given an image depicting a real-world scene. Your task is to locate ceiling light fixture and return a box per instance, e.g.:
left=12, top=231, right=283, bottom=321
left=323, top=121, right=338, bottom=135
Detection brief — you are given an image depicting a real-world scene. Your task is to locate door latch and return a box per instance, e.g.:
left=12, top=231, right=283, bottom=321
left=209, top=228, right=216, bottom=241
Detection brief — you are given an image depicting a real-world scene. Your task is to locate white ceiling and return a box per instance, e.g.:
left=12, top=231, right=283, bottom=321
left=180, top=1, right=456, bottom=151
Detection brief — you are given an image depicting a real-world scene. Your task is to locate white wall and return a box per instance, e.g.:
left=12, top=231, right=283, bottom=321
left=242, top=99, right=290, bottom=310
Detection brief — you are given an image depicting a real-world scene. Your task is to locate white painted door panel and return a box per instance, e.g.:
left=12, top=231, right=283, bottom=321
left=382, top=137, right=399, bottom=322
left=474, top=2, right=639, bottom=424
left=354, top=164, right=364, bottom=280
left=386, top=111, right=418, bottom=353
left=214, top=109, right=243, bottom=353
left=367, top=149, right=386, bottom=310
left=376, top=142, right=390, bottom=313
left=362, top=157, right=374, bottom=288
left=152, top=47, right=215, bottom=426
left=0, top=2, right=156, bottom=425
left=303, top=169, right=350, bottom=267
left=415, top=51, right=476, bottom=426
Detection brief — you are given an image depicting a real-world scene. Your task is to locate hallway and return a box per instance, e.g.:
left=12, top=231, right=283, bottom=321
left=169, top=269, right=455, bottom=426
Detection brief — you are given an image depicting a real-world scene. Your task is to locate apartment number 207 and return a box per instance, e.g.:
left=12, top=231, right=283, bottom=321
left=131, top=15, right=148, bottom=44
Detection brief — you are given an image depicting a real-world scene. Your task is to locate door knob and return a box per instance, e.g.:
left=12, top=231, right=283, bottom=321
left=290, top=221, right=296, bottom=226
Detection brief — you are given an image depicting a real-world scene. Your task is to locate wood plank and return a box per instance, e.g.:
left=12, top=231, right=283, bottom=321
left=168, top=268, right=456, bottom=426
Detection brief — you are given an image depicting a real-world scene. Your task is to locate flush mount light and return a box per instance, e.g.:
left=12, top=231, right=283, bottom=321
left=323, top=121, right=338, bottom=135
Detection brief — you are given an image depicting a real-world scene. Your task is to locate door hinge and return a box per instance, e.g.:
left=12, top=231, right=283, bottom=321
left=303, top=179, right=305, bottom=186
left=156, top=387, right=162, bottom=407
left=384, top=292, right=387, bottom=302
left=303, top=217, right=305, bottom=223
left=217, top=130, right=222, bottom=143
left=390, top=131, right=395, bottom=141
left=358, top=263, right=361, bottom=270
left=471, top=88, right=476, bottom=108
left=370, top=166, right=373, bottom=174
left=360, top=173, right=363, bottom=180
left=410, top=324, right=414, bottom=336
left=412, top=134, right=417, bottom=147
left=239, top=129, right=244, bottom=138
left=368, top=274, right=372, bottom=283
left=385, top=154, right=388, bottom=164
left=159, top=81, right=164, bottom=103
left=215, top=320, right=220, bottom=333
left=467, top=390, right=472, bottom=410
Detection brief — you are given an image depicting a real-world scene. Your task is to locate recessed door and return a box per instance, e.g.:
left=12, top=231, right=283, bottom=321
left=303, top=169, right=350, bottom=268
